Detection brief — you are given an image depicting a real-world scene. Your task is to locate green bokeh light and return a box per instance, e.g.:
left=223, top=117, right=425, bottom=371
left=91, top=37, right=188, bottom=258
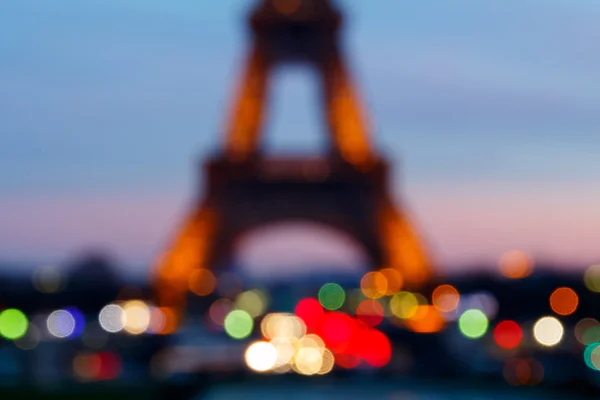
left=0, top=309, right=29, bottom=340
left=318, top=283, right=345, bottom=310
left=584, top=342, right=600, bottom=370
left=458, top=309, right=488, bottom=339
left=224, top=310, right=253, bottom=340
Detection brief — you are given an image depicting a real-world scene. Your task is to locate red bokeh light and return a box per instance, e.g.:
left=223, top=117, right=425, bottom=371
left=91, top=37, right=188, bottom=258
left=97, top=352, right=122, bottom=381
left=295, top=298, right=325, bottom=329
left=359, top=329, right=392, bottom=367
left=356, top=299, right=384, bottom=327
left=320, top=312, right=353, bottom=352
left=494, top=320, right=523, bottom=349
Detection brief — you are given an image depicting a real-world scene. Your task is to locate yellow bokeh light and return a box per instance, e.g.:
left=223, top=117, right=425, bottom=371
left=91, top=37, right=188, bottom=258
left=121, top=300, right=151, bottom=335
left=584, top=265, right=600, bottom=293
left=245, top=341, right=278, bottom=372
left=270, top=337, right=296, bottom=368
left=318, top=348, right=335, bottom=375
left=235, top=290, right=268, bottom=318
left=498, top=251, right=534, bottom=279
left=360, top=272, right=388, bottom=299
left=261, top=313, right=306, bottom=340
left=294, top=347, right=323, bottom=376
left=389, top=292, right=419, bottom=319
left=432, top=284, right=460, bottom=313
left=533, top=316, right=564, bottom=347
left=296, top=334, right=325, bottom=354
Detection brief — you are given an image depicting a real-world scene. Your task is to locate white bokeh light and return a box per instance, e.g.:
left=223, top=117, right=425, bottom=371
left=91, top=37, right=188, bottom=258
left=99, top=304, right=125, bottom=333
left=533, top=316, right=564, bottom=347
left=47, top=310, right=75, bottom=338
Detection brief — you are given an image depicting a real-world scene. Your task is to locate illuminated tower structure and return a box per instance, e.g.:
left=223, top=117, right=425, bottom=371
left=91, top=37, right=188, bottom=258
left=152, top=0, right=433, bottom=319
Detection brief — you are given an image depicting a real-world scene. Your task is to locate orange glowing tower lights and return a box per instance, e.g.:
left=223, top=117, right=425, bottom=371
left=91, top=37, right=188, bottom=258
left=151, top=0, right=434, bottom=319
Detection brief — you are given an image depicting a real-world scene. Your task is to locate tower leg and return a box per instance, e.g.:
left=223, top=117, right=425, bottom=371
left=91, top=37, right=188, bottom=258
left=378, top=199, right=432, bottom=287
left=224, top=45, right=270, bottom=161
left=153, top=204, right=217, bottom=317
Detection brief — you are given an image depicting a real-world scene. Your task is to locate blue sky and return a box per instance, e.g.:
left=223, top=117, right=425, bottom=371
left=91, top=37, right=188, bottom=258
left=1, top=0, right=599, bottom=276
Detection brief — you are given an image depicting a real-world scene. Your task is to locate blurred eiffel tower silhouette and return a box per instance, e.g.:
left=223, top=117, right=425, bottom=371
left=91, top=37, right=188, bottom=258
left=152, top=0, right=433, bottom=319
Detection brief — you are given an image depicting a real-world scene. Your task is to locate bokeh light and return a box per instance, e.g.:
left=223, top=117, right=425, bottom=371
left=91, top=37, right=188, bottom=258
left=583, top=342, right=600, bottom=371
left=549, top=287, right=578, bottom=316
left=294, top=347, right=323, bottom=375
left=209, top=298, right=234, bottom=327
left=458, top=309, right=488, bottom=339
left=584, top=264, right=600, bottom=292
left=504, top=358, right=544, bottom=386
left=245, top=341, right=278, bottom=372
left=389, top=291, right=419, bottom=319
left=235, top=289, right=268, bottom=318
left=73, top=352, right=121, bottom=381
left=494, top=320, right=522, bottom=349
left=14, top=323, right=40, bottom=350
left=356, top=299, right=384, bottom=327
left=224, top=310, right=253, bottom=339
left=98, top=304, right=124, bottom=333
left=318, top=348, right=335, bottom=375
left=122, top=300, right=151, bottom=335
left=498, top=250, right=534, bottom=279
left=379, top=268, right=403, bottom=295
left=146, top=307, right=166, bottom=334
left=404, top=305, right=445, bottom=334
left=47, top=309, right=76, bottom=338
left=73, top=352, right=102, bottom=381
left=32, top=266, right=64, bottom=293
left=318, top=283, right=345, bottom=310
left=432, top=284, right=460, bottom=313
left=295, top=298, right=325, bottom=328
left=575, top=318, right=600, bottom=345
left=262, top=313, right=306, bottom=341
left=0, top=308, right=28, bottom=340
left=533, top=316, right=564, bottom=347
left=188, top=268, right=216, bottom=296
left=360, top=272, right=388, bottom=299
left=270, top=337, right=295, bottom=367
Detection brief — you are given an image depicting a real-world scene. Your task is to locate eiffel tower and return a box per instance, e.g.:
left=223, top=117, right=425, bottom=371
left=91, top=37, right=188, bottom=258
left=152, top=0, right=433, bottom=318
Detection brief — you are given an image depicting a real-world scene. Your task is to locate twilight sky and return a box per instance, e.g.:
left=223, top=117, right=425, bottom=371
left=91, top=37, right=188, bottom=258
left=1, top=0, right=599, bottom=277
